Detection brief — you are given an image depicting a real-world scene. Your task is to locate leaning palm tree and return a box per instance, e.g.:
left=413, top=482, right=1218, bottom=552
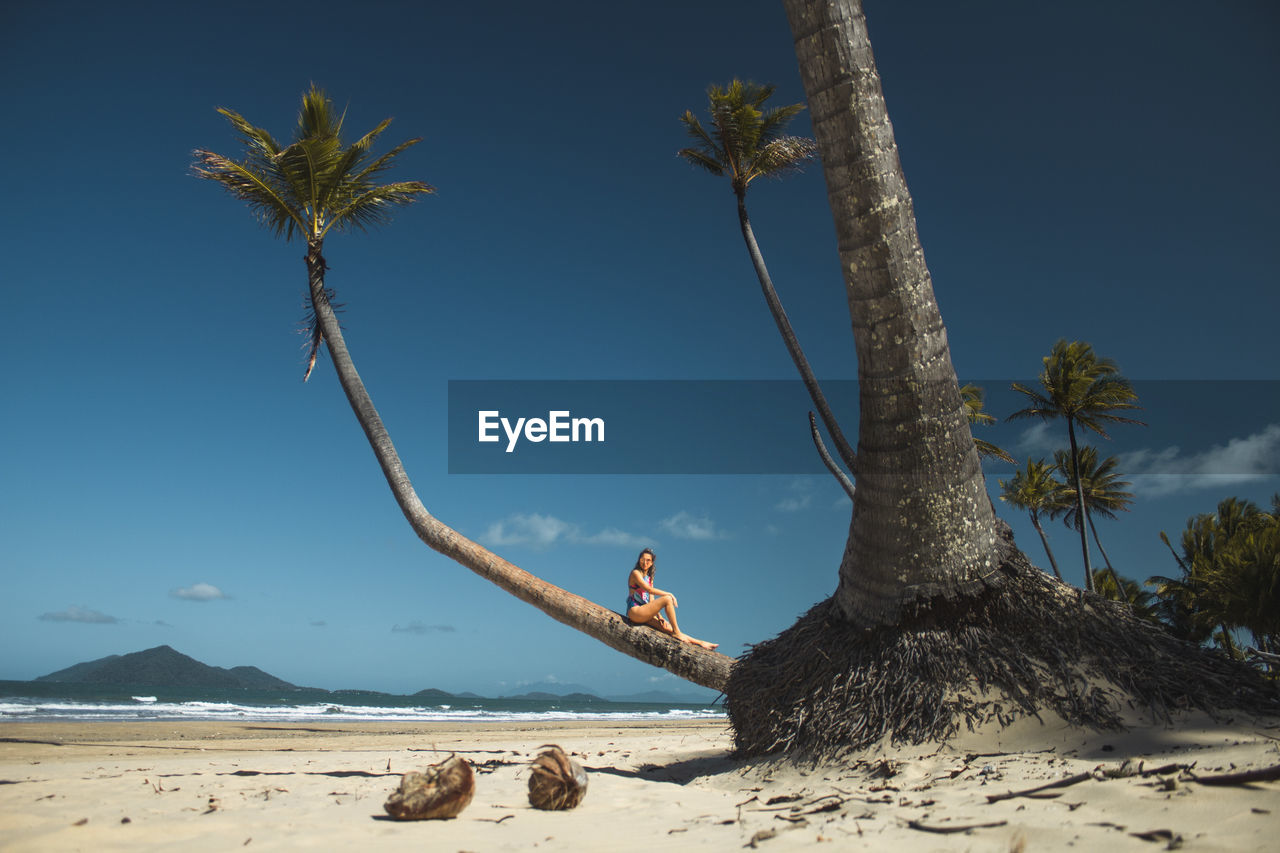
left=1050, top=445, right=1133, bottom=594
left=998, top=458, right=1065, bottom=580
left=961, top=383, right=1015, bottom=464
left=194, top=86, right=734, bottom=690
left=1009, top=340, right=1143, bottom=591
left=679, top=81, right=855, bottom=496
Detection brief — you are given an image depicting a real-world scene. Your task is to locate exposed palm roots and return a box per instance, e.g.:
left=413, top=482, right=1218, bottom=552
left=727, top=525, right=1280, bottom=759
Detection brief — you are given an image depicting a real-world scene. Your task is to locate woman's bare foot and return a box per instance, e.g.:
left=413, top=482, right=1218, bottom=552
left=676, top=632, right=718, bottom=650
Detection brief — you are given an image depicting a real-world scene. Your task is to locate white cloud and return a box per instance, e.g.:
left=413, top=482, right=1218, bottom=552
left=171, top=582, right=227, bottom=601
left=38, top=605, right=118, bottom=624
left=482, top=513, right=571, bottom=547
left=1123, top=423, right=1280, bottom=497
left=659, top=511, right=726, bottom=540
left=480, top=513, right=647, bottom=549
left=574, top=527, right=649, bottom=548
left=775, top=477, right=816, bottom=512
left=1014, top=422, right=1066, bottom=458
left=775, top=495, right=812, bottom=512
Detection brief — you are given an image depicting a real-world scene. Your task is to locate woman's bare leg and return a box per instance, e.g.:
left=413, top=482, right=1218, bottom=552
left=628, top=597, right=717, bottom=649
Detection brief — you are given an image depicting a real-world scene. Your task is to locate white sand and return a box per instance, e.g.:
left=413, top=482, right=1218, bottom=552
left=1, top=713, right=1277, bottom=851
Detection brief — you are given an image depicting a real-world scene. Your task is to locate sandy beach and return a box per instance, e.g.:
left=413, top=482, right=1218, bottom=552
left=2, top=714, right=1278, bottom=851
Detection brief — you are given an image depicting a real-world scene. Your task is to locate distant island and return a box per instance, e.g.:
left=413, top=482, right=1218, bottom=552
left=503, top=691, right=607, bottom=703
left=36, top=645, right=296, bottom=690
left=32, top=646, right=717, bottom=703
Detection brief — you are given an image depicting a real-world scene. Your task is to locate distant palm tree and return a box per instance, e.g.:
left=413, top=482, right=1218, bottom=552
left=961, top=383, right=1014, bottom=464
left=679, top=80, right=855, bottom=494
left=999, top=459, right=1066, bottom=580
left=1050, top=446, right=1133, bottom=594
left=1091, top=568, right=1158, bottom=620
left=1009, top=340, right=1143, bottom=591
left=1154, top=496, right=1280, bottom=659
left=194, top=86, right=733, bottom=690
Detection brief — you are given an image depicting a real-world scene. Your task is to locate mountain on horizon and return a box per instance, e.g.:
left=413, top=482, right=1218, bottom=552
left=35, top=645, right=296, bottom=690
left=501, top=680, right=598, bottom=698
left=412, top=687, right=483, bottom=701
left=506, top=690, right=608, bottom=702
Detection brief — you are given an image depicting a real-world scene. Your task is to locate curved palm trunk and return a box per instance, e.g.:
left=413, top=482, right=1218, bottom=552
left=735, top=193, right=858, bottom=489
left=1066, top=418, right=1095, bottom=592
left=785, top=0, right=1001, bottom=629
left=1029, top=510, right=1063, bottom=580
left=303, top=242, right=733, bottom=691
left=1085, top=510, right=1124, bottom=600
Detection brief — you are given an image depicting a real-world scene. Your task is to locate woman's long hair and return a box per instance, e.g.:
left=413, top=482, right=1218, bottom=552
left=633, top=548, right=656, bottom=582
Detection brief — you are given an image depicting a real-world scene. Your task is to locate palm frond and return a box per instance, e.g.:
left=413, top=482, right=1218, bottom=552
left=348, top=136, right=426, bottom=185
left=274, top=134, right=344, bottom=234
left=975, top=437, right=1016, bottom=464
left=759, top=102, right=807, bottom=144
left=192, top=149, right=306, bottom=238
left=960, top=383, right=996, bottom=425
left=297, top=85, right=343, bottom=141
left=750, top=136, right=818, bottom=181
left=677, top=147, right=726, bottom=176
left=1006, top=381, right=1055, bottom=420
left=216, top=108, right=284, bottom=161
left=324, top=181, right=435, bottom=236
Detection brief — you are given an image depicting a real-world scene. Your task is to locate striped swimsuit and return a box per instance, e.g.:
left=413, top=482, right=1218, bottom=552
left=626, top=577, right=651, bottom=611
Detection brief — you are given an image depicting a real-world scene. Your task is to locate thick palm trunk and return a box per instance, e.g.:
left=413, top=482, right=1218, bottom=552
left=1066, top=418, right=1095, bottom=592
left=784, top=0, right=1000, bottom=629
left=302, top=242, right=733, bottom=691
left=1029, top=511, right=1063, bottom=580
left=729, top=0, right=1280, bottom=759
left=735, top=193, right=857, bottom=491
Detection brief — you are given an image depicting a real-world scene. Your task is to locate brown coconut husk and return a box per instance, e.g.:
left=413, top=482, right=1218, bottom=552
left=527, top=745, right=588, bottom=810
left=728, top=522, right=1280, bottom=760
left=383, top=753, right=475, bottom=820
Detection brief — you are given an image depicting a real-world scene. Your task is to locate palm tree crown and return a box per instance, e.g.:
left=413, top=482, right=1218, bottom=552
left=1009, top=340, right=1144, bottom=438
left=678, top=80, right=817, bottom=197
left=999, top=458, right=1068, bottom=580
left=193, top=85, right=433, bottom=242
left=1048, top=446, right=1134, bottom=530
left=193, top=85, right=435, bottom=377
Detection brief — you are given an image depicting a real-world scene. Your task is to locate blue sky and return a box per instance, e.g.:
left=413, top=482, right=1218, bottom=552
left=3, top=1, right=1277, bottom=699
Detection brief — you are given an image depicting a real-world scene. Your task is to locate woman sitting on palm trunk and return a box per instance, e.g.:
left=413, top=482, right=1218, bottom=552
left=626, top=549, right=717, bottom=650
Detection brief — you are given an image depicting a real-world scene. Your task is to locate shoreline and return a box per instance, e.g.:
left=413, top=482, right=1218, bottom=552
left=3, top=716, right=1278, bottom=851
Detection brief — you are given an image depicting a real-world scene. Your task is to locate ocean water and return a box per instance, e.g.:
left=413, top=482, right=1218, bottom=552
left=0, top=681, right=725, bottom=724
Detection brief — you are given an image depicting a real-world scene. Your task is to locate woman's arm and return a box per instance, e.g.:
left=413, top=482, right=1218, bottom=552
left=631, top=571, right=676, bottom=607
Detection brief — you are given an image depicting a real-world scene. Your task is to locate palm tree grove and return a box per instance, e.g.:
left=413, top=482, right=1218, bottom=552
left=195, top=0, right=1278, bottom=758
